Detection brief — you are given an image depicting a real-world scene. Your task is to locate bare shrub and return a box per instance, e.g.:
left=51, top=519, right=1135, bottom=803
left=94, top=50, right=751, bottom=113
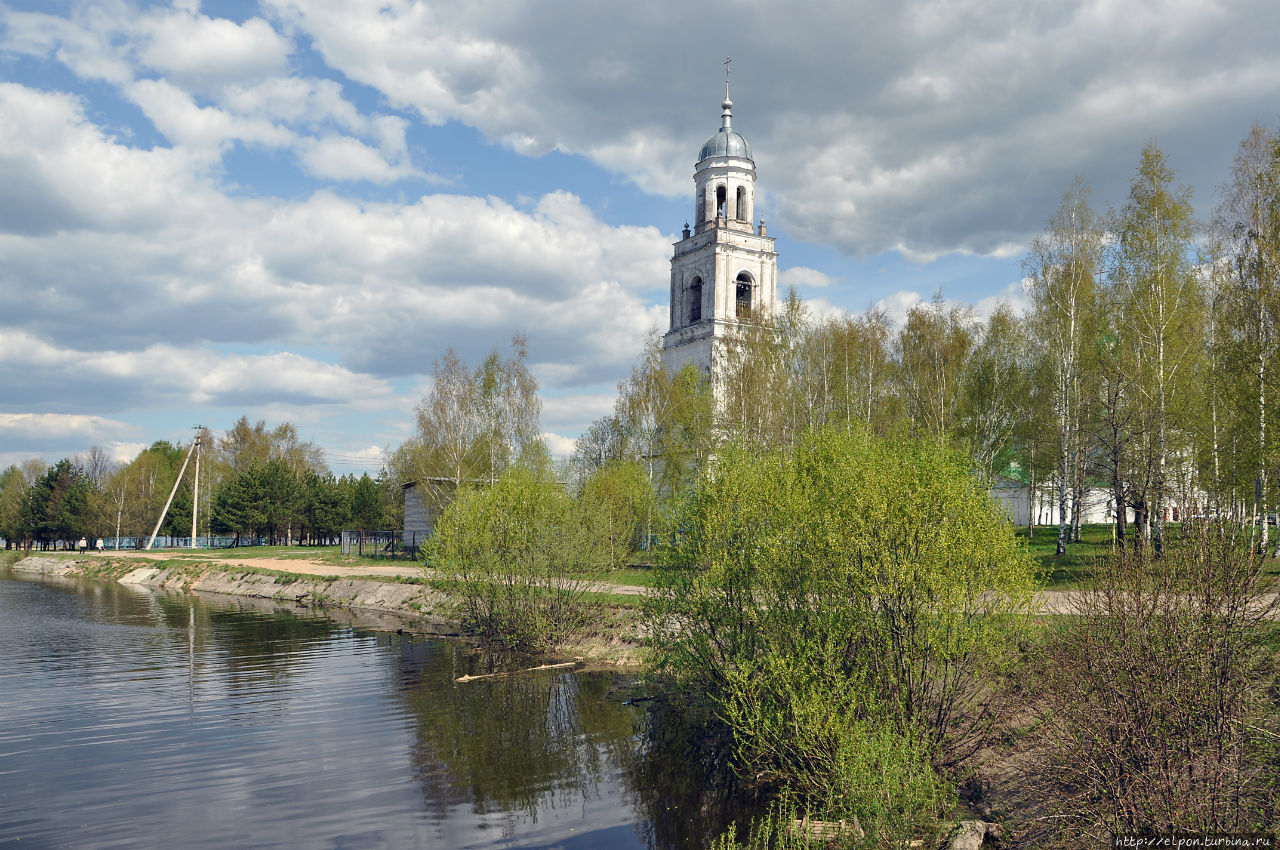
left=1027, top=522, right=1280, bottom=845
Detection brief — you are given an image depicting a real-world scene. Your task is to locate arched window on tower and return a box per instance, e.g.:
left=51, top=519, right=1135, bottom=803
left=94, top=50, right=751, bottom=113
left=697, top=187, right=706, bottom=223
left=716, top=185, right=727, bottom=220
left=736, top=186, right=747, bottom=220
left=735, top=272, right=753, bottom=319
left=689, top=277, right=703, bottom=324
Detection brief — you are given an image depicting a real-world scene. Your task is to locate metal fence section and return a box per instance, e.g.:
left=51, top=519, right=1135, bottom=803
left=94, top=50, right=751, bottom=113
left=340, top=530, right=426, bottom=559
left=5, top=535, right=269, bottom=552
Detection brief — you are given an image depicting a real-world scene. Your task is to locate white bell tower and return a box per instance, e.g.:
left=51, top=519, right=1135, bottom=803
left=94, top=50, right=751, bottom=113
left=662, top=71, right=778, bottom=380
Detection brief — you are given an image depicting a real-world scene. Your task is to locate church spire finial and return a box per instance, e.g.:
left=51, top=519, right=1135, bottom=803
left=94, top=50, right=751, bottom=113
left=721, top=57, right=733, bottom=131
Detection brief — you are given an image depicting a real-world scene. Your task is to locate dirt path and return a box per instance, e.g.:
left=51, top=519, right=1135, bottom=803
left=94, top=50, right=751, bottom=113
left=91, top=550, right=652, bottom=593
left=94, top=550, right=425, bottom=579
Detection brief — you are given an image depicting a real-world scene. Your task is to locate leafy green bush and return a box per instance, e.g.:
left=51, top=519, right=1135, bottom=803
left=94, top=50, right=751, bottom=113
left=648, top=426, right=1036, bottom=844
left=426, top=463, right=609, bottom=651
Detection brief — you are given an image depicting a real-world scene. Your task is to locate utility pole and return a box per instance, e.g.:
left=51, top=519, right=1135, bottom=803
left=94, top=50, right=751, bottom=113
left=145, top=428, right=203, bottom=551
left=190, top=428, right=203, bottom=549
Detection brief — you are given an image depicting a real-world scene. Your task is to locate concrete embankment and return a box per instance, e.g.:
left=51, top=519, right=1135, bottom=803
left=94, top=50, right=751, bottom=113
left=8, top=555, right=460, bottom=635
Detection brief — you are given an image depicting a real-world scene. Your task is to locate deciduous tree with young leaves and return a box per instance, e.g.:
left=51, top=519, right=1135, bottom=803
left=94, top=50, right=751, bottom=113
left=1025, top=177, right=1102, bottom=556
left=1109, top=144, right=1201, bottom=556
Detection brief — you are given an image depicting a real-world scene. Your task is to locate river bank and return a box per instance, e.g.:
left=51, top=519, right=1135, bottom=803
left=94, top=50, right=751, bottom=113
left=4, top=553, right=647, bottom=665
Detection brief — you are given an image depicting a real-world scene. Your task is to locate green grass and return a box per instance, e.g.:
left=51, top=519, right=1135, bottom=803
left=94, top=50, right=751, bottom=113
left=141, top=544, right=411, bottom=570
left=602, top=565, right=666, bottom=588
left=1027, top=522, right=1184, bottom=589
left=1023, top=523, right=1118, bottom=588
left=1026, top=522, right=1280, bottom=589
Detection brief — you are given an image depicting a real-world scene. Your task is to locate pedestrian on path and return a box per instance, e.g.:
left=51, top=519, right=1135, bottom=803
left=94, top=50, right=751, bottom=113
left=95, top=537, right=104, bottom=553
left=78, top=537, right=87, bottom=554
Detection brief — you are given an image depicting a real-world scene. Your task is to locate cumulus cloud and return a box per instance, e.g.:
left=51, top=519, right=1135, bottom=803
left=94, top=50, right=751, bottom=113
left=261, top=0, right=1280, bottom=257
left=135, top=10, right=291, bottom=89
left=0, top=85, right=671, bottom=393
left=295, top=135, right=419, bottom=183
left=781, top=266, right=835, bottom=289
left=540, top=432, right=578, bottom=458
left=0, top=413, right=135, bottom=441
left=872, top=280, right=1027, bottom=331
left=874, top=290, right=925, bottom=330
left=126, top=77, right=294, bottom=153
left=0, top=331, right=396, bottom=414
left=973, top=279, right=1031, bottom=321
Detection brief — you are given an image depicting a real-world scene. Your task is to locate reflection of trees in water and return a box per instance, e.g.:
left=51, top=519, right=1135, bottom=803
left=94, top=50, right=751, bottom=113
left=390, top=640, right=643, bottom=835
left=386, top=639, right=757, bottom=849
left=17, top=578, right=348, bottom=716
left=620, top=700, right=750, bottom=850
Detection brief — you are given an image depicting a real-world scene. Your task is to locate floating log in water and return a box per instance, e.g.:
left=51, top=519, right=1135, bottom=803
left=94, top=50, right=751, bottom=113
left=454, top=661, right=577, bottom=682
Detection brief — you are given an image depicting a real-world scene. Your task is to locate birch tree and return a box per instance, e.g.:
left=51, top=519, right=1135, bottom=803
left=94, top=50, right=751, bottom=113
left=1212, top=124, right=1280, bottom=552
left=1110, top=144, right=1199, bottom=557
left=1026, top=177, right=1102, bottom=556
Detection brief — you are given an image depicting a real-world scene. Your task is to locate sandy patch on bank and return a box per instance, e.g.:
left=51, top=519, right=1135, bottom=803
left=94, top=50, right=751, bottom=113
left=88, top=550, right=651, bottom=594
left=93, top=549, right=423, bottom=578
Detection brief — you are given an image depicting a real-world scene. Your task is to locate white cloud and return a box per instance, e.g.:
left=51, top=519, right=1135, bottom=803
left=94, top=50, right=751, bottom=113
left=874, top=290, right=925, bottom=330
left=217, top=76, right=364, bottom=133
left=136, top=11, right=291, bottom=89
left=0, top=83, right=672, bottom=423
left=106, top=441, right=148, bottom=464
left=803, top=298, right=852, bottom=324
left=540, top=432, right=577, bottom=458
left=781, top=266, right=835, bottom=289
left=295, top=135, right=419, bottom=183
left=973, top=280, right=1030, bottom=321
left=0, top=413, right=135, bottom=441
left=540, top=392, right=618, bottom=437
left=2, top=4, right=135, bottom=85
left=0, top=331, right=396, bottom=412
left=261, top=0, right=1280, bottom=258
left=127, top=78, right=295, bottom=152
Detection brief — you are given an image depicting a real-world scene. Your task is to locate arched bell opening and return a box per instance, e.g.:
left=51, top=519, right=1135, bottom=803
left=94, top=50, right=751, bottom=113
left=735, top=272, right=753, bottom=319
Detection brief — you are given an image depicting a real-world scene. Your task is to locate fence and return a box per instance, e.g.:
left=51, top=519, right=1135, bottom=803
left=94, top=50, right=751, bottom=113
left=340, top=530, right=427, bottom=559
left=5, top=535, right=265, bottom=552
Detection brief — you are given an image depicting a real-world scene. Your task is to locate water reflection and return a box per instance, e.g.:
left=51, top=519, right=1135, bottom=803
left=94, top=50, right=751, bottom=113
left=393, top=645, right=637, bottom=823
left=0, top=572, right=726, bottom=849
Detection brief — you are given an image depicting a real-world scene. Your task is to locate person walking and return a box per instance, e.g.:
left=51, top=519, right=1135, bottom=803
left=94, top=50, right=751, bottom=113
left=77, top=536, right=87, bottom=554
left=95, top=537, right=104, bottom=553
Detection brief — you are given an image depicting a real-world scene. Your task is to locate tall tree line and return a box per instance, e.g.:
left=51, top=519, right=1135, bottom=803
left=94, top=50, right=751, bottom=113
left=0, top=417, right=397, bottom=549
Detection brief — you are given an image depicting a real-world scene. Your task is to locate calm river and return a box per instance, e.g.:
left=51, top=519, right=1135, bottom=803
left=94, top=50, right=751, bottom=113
left=0, top=572, right=723, bottom=849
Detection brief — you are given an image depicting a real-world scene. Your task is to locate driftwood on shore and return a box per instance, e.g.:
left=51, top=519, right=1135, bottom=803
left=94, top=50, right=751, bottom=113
left=454, top=661, right=578, bottom=682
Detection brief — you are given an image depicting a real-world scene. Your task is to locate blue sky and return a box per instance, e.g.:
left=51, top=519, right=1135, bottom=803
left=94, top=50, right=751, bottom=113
left=1, top=0, right=1278, bottom=474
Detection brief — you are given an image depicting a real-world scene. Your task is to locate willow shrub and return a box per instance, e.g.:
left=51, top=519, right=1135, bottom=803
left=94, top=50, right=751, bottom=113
left=648, top=427, right=1036, bottom=845
left=426, top=464, right=610, bottom=652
